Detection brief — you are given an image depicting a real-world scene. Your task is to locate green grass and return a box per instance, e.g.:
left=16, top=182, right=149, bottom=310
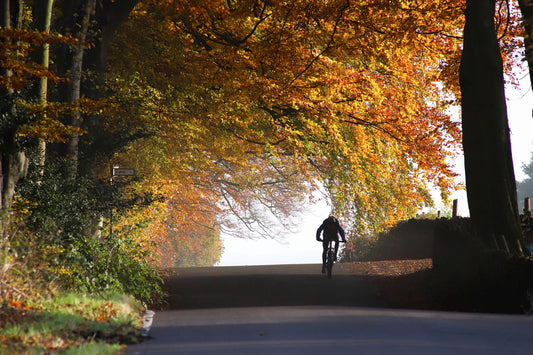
left=0, top=292, right=145, bottom=354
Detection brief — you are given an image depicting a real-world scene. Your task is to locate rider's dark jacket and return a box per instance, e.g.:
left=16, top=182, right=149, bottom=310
left=316, top=216, right=346, bottom=242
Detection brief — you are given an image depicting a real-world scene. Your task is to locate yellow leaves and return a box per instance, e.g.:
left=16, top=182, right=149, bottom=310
left=16, top=99, right=113, bottom=142
left=0, top=29, right=80, bottom=90
left=106, top=0, right=473, bottom=241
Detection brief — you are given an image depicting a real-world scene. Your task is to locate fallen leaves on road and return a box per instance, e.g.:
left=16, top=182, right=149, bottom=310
left=349, top=258, right=433, bottom=276
left=351, top=258, right=442, bottom=311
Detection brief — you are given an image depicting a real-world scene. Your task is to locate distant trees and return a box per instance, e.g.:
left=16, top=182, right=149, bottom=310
left=517, top=156, right=533, bottom=206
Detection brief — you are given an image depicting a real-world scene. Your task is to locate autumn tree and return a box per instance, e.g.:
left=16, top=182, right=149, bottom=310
left=0, top=2, right=163, bottom=300
left=0, top=1, right=71, bottom=229
left=518, top=0, right=533, bottom=89
left=0, top=1, right=108, bottom=226
left=0, top=0, right=28, bottom=220
left=460, top=0, right=523, bottom=253
left=105, top=0, right=465, bottom=246
left=105, top=1, right=319, bottom=256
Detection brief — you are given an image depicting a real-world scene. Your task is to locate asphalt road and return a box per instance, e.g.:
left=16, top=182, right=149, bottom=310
left=159, top=263, right=384, bottom=309
left=125, top=264, right=533, bottom=354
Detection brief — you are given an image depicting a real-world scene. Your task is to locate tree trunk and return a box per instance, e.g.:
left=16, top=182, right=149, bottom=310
left=0, top=0, right=28, bottom=231
left=84, top=0, right=141, bottom=78
left=460, top=0, right=523, bottom=253
left=31, top=0, right=54, bottom=172
left=65, top=0, right=96, bottom=168
left=75, top=0, right=140, bottom=176
left=50, top=0, right=96, bottom=174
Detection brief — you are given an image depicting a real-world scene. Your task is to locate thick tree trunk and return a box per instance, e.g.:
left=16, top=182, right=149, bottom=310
left=84, top=0, right=141, bottom=77
left=52, top=0, right=137, bottom=173
left=75, top=0, right=140, bottom=176
left=460, top=0, right=523, bottom=253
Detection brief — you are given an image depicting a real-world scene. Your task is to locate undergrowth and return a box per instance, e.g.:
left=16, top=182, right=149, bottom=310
left=0, top=158, right=164, bottom=353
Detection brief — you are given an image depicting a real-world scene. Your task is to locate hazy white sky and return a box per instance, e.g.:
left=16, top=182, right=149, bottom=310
left=219, top=198, right=331, bottom=266
left=218, top=66, right=533, bottom=267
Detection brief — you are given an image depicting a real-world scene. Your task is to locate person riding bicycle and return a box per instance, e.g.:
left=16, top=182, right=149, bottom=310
left=316, top=215, right=346, bottom=273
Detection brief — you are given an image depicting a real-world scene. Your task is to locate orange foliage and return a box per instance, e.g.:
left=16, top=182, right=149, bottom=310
left=104, top=0, right=523, bottom=259
left=0, top=27, right=105, bottom=143
left=0, top=28, right=77, bottom=90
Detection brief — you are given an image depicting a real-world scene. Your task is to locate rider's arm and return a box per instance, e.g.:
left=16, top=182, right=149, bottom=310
left=316, top=224, right=324, bottom=241
left=338, top=225, right=346, bottom=242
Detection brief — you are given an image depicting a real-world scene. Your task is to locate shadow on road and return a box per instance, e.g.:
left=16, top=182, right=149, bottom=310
left=158, top=264, right=387, bottom=310
left=128, top=262, right=533, bottom=354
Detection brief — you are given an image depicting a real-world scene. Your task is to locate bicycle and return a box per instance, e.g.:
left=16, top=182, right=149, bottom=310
left=325, top=239, right=335, bottom=279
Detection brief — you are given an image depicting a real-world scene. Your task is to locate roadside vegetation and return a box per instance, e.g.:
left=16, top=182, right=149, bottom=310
left=0, top=293, right=143, bottom=354
left=0, top=164, right=161, bottom=353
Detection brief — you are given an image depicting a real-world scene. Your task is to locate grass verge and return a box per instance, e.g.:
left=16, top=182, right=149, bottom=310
left=0, top=292, right=145, bottom=354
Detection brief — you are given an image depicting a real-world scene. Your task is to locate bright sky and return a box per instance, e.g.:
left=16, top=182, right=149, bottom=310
left=218, top=199, right=331, bottom=266
left=218, top=66, right=533, bottom=267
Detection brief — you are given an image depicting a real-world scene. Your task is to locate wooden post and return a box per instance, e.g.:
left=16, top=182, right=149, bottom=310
left=524, top=197, right=530, bottom=214
left=501, top=235, right=510, bottom=253
left=452, top=199, right=458, bottom=218
left=517, top=239, right=524, bottom=256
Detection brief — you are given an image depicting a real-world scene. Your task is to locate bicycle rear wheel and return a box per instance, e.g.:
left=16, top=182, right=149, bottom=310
left=326, top=248, right=334, bottom=279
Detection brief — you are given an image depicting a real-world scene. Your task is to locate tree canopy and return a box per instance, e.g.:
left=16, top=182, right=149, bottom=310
left=0, top=0, right=525, bottom=271
left=103, top=0, right=469, bottom=254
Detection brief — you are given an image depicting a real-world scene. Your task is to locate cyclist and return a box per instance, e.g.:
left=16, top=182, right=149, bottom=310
left=316, top=215, right=346, bottom=273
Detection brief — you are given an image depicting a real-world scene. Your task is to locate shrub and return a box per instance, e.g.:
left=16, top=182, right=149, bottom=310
left=342, top=218, right=441, bottom=261
left=6, top=157, right=164, bottom=305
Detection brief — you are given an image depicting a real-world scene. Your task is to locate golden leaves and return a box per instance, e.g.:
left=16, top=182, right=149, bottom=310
left=16, top=99, right=111, bottom=142
left=105, top=0, right=517, bottom=240
left=0, top=29, right=79, bottom=90
left=18, top=117, right=86, bottom=143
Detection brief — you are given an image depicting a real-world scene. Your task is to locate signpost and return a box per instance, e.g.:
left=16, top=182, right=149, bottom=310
left=112, top=167, right=136, bottom=177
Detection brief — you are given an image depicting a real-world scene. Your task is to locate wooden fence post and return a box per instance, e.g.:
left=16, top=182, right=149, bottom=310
left=452, top=199, right=458, bottom=218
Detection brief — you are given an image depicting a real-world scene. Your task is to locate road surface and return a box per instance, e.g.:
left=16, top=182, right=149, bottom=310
left=126, top=264, right=533, bottom=354
left=160, top=263, right=384, bottom=309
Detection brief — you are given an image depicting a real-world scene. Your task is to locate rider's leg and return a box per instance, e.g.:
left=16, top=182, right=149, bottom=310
left=321, top=239, right=328, bottom=272
left=322, top=239, right=329, bottom=264
left=334, top=239, right=340, bottom=261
